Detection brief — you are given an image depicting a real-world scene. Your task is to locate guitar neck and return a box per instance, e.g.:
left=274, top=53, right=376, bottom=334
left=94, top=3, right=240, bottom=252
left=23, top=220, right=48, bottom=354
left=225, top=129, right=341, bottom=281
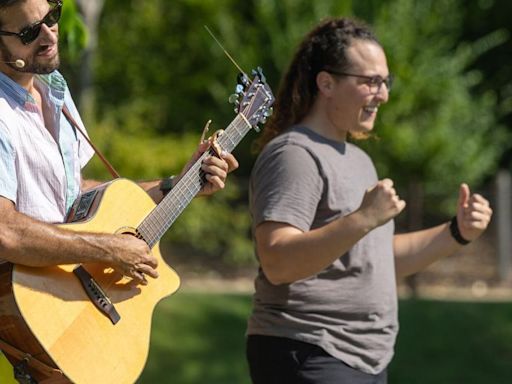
left=137, top=113, right=252, bottom=248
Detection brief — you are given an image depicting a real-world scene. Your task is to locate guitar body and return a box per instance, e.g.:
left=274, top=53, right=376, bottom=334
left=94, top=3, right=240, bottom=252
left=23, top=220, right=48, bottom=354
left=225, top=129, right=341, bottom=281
left=0, top=179, right=180, bottom=383
left=0, top=70, right=275, bottom=384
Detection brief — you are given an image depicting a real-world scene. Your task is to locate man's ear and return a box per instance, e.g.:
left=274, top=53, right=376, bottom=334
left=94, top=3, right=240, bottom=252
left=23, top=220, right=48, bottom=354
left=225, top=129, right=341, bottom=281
left=316, top=71, right=335, bottom=96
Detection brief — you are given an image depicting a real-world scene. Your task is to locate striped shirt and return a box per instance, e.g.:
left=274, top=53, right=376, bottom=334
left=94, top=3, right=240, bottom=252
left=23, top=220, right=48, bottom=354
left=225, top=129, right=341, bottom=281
left=0, top=70, right=94, bottom=223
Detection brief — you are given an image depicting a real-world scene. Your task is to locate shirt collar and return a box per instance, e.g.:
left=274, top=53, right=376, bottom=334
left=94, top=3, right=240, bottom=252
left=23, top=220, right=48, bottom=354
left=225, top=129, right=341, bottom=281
left=0, top=70, right=67, bottom=107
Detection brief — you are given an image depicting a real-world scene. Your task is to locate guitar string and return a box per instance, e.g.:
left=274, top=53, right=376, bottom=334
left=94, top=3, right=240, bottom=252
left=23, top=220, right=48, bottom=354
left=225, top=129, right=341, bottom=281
left=138, top=85, right=273, bottom=247
left=142, top=89, right=269, bottom=242
left=83, top=85, right=271, bottom=299
left=141, top=118, right=250, bottom=245
left=138, top=115, right=252, bottom=246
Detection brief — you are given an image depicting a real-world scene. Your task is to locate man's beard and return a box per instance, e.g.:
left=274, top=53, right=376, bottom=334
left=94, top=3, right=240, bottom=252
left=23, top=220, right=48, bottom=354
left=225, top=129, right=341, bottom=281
left=27, top=54, right=60, bottom=74
left=0, top=42, right=60, bottom=74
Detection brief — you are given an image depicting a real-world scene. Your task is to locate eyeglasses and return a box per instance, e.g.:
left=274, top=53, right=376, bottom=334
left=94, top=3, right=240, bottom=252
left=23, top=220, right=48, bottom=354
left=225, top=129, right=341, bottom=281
left=0, top=0, right=62, bottom=45
left=325, top=69, right=394, bottom=94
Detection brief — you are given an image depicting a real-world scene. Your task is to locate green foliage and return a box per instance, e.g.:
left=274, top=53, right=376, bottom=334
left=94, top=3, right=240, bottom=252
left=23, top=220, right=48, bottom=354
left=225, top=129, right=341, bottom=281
left=89, top=0, right=509, bottom=263
left=59, top=0, right=88, bottom=62
left=461, top=1, right=512, bottom=168
left=92, top=0, right=267, bottom=264
left=95, top=0, right=239, bottom=136
left=167, top=180, right=253, bottom=265
left=82, top=117, right=253, bottom=264
left=83, top=119, right=198, bottom=180
left=359, top=0, right=509, bottom=214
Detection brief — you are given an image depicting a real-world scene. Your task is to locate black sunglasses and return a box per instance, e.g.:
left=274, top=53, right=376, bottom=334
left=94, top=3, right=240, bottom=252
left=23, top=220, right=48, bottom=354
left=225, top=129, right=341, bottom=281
left=0, top=0, right=62, bottom=45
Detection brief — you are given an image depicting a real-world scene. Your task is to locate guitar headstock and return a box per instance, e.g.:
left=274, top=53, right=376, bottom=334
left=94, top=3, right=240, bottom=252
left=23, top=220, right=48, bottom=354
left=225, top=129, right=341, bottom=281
left=230, top=68, right=275, bottom=132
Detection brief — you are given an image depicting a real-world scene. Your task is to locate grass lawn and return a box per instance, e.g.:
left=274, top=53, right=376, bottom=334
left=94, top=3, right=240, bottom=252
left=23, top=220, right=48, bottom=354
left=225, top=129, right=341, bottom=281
left=137, top=292, right=252, bottom=384
left=137, top=292, right=512, bottom=384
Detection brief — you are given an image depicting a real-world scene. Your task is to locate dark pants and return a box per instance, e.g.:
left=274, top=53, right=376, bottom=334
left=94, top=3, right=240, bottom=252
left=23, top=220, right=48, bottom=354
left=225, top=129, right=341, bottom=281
left=246, top=335, right=387, bottom=384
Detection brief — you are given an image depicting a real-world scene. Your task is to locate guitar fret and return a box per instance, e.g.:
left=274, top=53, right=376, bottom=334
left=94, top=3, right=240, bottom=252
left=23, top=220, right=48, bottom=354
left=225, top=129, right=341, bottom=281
left=218, top=124, right=247, bottom=153
left=143, top=163, right=204, bottom=247
left=136, top=75, right=274, bottom=248
left=225, top=131, right=236, bottom=148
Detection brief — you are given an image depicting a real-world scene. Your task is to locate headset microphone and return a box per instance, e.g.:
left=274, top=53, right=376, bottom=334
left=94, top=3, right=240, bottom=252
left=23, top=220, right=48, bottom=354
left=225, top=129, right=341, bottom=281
left=2, top=59, right=25, bottom=69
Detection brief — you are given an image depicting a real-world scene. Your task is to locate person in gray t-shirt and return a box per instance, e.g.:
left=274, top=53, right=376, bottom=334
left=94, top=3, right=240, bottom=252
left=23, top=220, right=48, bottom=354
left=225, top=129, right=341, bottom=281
left=246, top=17, right=493, bottom=384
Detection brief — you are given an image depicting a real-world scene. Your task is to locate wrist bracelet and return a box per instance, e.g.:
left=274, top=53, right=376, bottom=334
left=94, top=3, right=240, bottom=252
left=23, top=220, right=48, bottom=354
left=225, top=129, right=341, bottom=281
left=449, top=216, right=470, bottom=245
left=159, top=176, right=175, bottom=196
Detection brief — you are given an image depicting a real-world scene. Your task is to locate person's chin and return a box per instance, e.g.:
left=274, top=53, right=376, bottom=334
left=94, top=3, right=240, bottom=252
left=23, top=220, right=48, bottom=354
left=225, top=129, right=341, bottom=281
left=32, top=55, right=60, bottom=74
left=354, top=122, right=375, bottom=134
left=349, top=125, right=374, bottom=140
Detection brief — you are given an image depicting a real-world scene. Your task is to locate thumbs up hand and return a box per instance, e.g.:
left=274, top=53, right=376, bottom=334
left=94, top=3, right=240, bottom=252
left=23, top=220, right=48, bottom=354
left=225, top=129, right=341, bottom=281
left=455, top=183, right=493, bottom=242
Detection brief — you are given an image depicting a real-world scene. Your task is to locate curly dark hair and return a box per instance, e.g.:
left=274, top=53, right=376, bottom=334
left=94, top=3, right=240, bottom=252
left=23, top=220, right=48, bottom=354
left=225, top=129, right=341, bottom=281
left=0, top=0, right=21, bottom=7
left=0, top=0, right=25, bottom=29
left=0, top=0, right=23, bottom=11
left=255, top=17, right=380, bottom=151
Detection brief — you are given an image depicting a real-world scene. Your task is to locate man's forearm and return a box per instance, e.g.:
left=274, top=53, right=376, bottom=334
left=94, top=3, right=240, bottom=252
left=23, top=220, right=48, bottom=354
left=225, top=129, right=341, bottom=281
left=0, top=210, right=115, bottom=267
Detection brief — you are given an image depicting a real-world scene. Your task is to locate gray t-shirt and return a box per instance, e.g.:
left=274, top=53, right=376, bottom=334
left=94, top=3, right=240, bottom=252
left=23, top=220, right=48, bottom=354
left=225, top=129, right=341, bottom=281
left=247, top=126, right=397, bottom=375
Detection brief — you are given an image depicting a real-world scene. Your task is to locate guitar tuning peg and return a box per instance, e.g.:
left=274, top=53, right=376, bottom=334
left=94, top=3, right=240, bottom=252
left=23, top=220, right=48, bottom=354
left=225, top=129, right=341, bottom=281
left=237, top=73, right=250, bottom=87
left=252, top=67, right=266, bottom=83
left=264, top=107, right=274, bottom=118
left=235, top=84, right=244, bottom=94
left=228, top=94, right=240, bottom=104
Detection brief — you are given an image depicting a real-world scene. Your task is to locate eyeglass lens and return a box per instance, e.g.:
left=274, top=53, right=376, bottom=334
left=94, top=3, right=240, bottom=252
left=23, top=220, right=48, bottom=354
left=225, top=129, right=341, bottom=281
left=371, top=76, right=393, bottom=92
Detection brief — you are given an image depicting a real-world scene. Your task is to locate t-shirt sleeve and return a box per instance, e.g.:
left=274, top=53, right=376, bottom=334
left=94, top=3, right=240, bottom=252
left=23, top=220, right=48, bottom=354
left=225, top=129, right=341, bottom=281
left=251, top=144, right=323, bottom=232
left=0, top=123, right=17, bottom=203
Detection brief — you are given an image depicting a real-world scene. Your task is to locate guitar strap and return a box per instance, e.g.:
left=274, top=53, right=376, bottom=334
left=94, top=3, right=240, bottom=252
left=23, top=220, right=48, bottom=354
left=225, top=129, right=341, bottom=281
left=0, top=338, right=64, bottom=382
left=62, top=105, right=121, bottom=179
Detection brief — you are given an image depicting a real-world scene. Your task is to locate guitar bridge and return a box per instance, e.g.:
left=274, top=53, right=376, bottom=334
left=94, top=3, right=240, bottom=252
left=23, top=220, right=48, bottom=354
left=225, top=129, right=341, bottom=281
left=73, top=266, right=121, bottom=325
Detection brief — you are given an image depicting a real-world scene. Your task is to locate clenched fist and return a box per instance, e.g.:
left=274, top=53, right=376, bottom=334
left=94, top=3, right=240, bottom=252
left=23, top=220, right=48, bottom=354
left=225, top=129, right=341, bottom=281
left=358, top=178, right=406, bottom=229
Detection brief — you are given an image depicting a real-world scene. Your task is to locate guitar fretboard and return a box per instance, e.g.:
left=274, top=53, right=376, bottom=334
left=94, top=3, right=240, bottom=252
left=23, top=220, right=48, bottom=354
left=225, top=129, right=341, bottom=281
left=137, top=114, right=252, bottom=248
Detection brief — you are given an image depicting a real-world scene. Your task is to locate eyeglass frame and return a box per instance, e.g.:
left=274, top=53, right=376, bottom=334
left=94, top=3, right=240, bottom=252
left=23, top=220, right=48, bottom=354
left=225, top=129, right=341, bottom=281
left=324, top=69, right=394, bottom=94
left=0, top=0, right=63, bottom=45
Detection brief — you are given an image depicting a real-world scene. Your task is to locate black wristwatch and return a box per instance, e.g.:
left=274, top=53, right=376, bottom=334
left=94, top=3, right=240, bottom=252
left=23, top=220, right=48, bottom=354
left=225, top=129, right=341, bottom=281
left=449, top=216, right=470, bottom=245
left=159, top=176, right=175, bottom=196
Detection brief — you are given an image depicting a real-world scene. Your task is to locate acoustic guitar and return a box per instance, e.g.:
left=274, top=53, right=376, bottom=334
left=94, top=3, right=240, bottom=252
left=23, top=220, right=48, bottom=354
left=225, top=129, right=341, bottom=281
left=0, top=69, right=274, bottom=384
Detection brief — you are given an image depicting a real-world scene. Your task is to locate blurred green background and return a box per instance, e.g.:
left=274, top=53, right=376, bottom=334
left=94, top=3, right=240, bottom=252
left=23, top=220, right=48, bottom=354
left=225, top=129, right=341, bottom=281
left=62, top=0, right=512, bottom=263
left=56, top=0, right=512, bottom=383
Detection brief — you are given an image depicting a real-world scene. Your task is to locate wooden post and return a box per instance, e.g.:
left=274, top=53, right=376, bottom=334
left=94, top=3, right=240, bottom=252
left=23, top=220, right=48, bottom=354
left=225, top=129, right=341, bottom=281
left=404, top=180, right=424, bottom=297
left=75, top=0, right=105, bottom=116
left=496, top=170, right=512, bottom=282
